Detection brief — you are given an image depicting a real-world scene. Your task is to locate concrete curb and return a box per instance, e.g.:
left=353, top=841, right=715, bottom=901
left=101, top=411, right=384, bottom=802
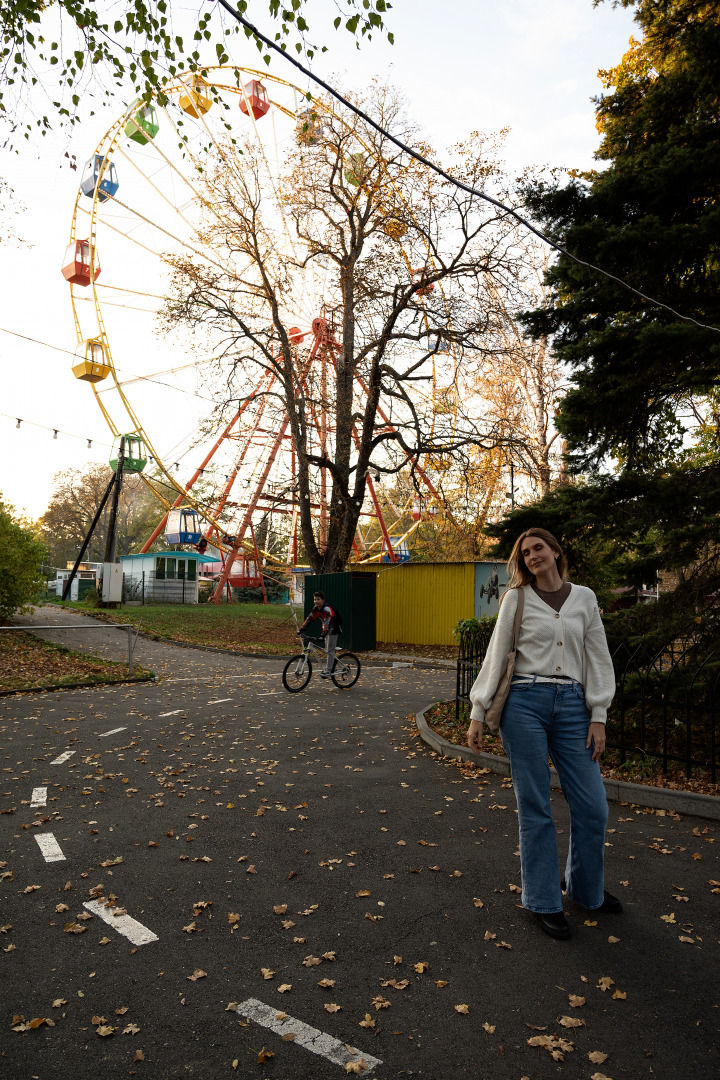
left=365, top=651, right=455, bottom=670
left=33, top=609, right=451, bottom=665
left=123, top=635, right=443, bottom=669
left=416, top=704, right=720, bottom=822
left=124, top=631, right=292, bottom=662
left=30, top=606, right=445, bottom=669
left=0, top=672, right=155, bottom=697
left=30, top=607, right=296, bottom=662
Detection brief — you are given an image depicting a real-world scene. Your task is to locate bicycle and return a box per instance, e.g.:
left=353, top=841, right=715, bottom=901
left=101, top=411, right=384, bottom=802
left=282, top=631, right=361, bottom=692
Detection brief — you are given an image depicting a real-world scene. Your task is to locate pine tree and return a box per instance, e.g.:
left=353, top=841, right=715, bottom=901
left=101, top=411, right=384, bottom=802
left=522, top=0, right=720, bottom=464
left=490, top=1, right=720, bottom=634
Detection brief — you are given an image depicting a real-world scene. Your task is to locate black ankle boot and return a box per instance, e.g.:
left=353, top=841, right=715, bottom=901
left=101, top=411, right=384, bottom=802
left=537, top=911, right=571, bottom=939
left=593, top=891, right=623, bottom=914
left=561, top=880, right=622, bottom=914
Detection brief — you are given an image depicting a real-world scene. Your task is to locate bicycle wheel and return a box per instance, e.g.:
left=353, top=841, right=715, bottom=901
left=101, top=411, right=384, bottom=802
left=331, top=652, right=361, bottom=689
left=282, top=654, right=312, bottom=692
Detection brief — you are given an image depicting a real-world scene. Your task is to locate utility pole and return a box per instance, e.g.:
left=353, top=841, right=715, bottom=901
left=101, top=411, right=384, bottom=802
left=101, top=436, right=125, bottom=608
left=61, top=470, right=117, bottom=602
left=505, top=460, right=516, bottom=510
left=104, top=436, right=125, bottom=563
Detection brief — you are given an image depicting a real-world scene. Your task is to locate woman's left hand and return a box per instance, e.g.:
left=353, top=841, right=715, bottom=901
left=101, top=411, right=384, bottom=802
left=587, top=722, right=606, bottom=761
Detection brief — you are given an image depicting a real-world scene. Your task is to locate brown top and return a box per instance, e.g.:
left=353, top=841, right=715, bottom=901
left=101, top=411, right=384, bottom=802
left=531, top=580, right=572, bottom=613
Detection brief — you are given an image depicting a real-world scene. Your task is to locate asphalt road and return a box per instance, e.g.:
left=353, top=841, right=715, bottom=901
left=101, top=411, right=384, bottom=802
left=1, top=623, right=719, bottom=1080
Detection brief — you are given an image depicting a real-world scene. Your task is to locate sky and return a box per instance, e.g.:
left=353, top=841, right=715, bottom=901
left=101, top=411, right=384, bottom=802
left=0, top=0, right=638, bottom=521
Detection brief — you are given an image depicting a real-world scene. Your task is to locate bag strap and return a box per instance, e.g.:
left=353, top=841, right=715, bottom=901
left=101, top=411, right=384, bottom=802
left=510, top=587, right=524, bottom=651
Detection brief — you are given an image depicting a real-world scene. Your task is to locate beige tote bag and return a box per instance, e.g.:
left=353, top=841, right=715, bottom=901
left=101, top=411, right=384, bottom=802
left=483, top=588, right=525, bottom=732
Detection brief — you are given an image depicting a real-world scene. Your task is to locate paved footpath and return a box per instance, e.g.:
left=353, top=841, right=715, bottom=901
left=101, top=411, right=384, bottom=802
left=1, top=612, right=718, bottom=1079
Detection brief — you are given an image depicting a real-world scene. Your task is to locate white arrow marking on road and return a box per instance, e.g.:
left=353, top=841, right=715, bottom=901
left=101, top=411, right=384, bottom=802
left=158, top=710, right=183, bottom=717
left=35, top=833, right=66, bottom=862
left=50, top=750, right=75, bottom=765
left=207, top=698, right=233, bottom=705
left=98, top=727, right=127, bottom=738
left=30, top=787, right=47, bottom=808
left=83, top=900, right=158, bottom=946
left=234, top=999, right=381, bottom=1074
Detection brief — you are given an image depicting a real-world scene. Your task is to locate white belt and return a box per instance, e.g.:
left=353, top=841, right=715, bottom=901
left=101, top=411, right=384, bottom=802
left=512, top=674, right=580, bottom=686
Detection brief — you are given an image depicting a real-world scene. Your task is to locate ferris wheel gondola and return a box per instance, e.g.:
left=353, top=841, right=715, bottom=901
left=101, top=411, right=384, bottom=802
left=109, top=434, right=147, bottom=474
left=80, top=154, right=119, bottom=203
left=165, top=508, right=203, bottom=546
left=62, top=239, right=101, bottom=286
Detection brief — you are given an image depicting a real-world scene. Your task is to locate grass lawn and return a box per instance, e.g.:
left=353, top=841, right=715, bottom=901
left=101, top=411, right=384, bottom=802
left=51, top=601, right=300, bottom=655
left=45, top=601, right=459, bottom=660
left=0, top=631, right=154, bottom=694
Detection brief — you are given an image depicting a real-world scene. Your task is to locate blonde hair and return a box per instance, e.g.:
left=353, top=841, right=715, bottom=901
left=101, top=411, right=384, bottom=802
left=507, top=528, right=568, bottom=588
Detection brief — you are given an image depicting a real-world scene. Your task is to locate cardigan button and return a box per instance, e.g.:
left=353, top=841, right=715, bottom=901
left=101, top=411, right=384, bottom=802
left=557, top=641, right=562, bottom=646
left=554, top=613, right=560, bottom=619
left=556, top=666, right=561, bottom=671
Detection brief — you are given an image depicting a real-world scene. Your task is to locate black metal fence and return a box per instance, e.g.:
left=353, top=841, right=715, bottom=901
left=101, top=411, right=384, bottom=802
left=456, top=625, right=719, bottom=780
left=455, top=621, right=496, bottom=723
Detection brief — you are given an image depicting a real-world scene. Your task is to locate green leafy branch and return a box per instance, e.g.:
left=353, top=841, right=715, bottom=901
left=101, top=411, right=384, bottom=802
left=0, top=0, right=393, bottom=146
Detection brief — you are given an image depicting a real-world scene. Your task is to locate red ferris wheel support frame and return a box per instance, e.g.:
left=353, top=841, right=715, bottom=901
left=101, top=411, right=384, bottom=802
left=140, top=314, right=446, bottom=587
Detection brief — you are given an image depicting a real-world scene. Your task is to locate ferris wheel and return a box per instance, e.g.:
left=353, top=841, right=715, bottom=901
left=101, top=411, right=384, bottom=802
left=64, top=66, right=458, bottom=595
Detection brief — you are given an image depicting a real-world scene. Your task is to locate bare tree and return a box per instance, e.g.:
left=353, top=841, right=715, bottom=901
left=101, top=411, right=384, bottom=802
left=36, top=465, right=161, bottom=567
left=463, top=244, right=568, bottom=498
left=162, top=83, right=527, bottom=573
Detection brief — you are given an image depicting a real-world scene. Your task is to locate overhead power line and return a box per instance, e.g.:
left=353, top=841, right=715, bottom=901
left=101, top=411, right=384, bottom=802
left=215, top=0, right=720, bottom=337
left=0, top=326, right=213, bottom=402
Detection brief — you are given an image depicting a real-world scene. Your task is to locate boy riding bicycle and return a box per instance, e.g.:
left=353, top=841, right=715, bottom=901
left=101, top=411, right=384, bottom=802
left=298, top=591, right=342, bottom=678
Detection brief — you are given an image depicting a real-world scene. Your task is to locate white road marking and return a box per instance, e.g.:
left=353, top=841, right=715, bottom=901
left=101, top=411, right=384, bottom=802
left=257, top=691, right=281, bottom=696
left=50, top=750, right=75, bottom=765
left=207, top=698, right=232, bottom=705
left=98, top=726, right=127, bottom=738
left=234, top=999, right=381, bottom=1074
left=35, top=833, right=66, bottom=862
left=30, top=786, right=47, bottom=808
left=158, top=710, right=183, bottom=717
left=83, top=900, right=158, bottom=946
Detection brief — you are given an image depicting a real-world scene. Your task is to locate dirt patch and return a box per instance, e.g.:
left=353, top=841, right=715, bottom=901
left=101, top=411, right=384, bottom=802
left=376, top=641, right=457, bottom=660
left=0, top=631, right=153, bottom=693
left=424, top=701, right=508, bottom=759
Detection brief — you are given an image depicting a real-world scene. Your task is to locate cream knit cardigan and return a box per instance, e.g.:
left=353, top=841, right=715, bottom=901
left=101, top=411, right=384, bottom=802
left=469, top=583, right=616, bottom=725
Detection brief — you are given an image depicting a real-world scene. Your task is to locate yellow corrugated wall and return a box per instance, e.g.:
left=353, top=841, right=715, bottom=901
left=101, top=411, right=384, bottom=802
left=375, top=563, right=475, bottom=646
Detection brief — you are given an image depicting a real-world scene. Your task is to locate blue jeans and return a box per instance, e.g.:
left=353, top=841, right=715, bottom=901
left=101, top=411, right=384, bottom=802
left=500, top=678, right=608, bottom=913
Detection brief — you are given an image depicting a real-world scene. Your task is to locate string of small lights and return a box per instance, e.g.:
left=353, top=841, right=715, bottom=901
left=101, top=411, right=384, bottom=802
left=0, top=411, right=191, bottom=476
left=0, top=411, right=113, bottom=450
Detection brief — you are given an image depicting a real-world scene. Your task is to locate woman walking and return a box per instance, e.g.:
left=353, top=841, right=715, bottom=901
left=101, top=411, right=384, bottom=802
left=467, top=528, right=621, bottom=939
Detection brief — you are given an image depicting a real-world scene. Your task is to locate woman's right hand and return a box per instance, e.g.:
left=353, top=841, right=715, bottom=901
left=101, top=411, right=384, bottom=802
left=467, top=718, right=484, bottom=754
